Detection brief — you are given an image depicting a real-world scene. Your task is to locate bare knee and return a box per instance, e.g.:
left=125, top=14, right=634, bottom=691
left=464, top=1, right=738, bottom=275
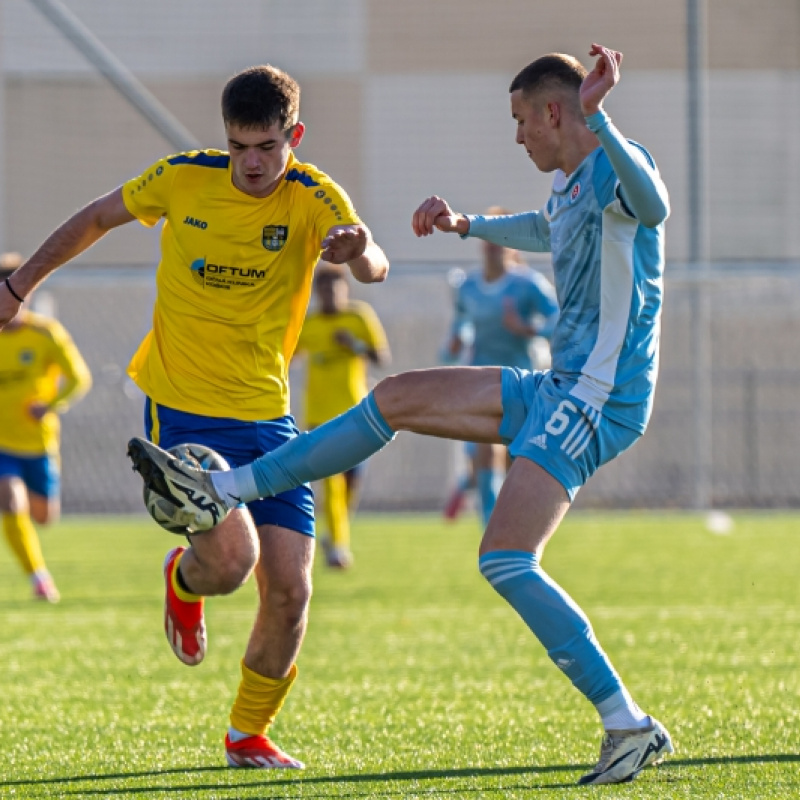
left=187, top=512, right=259, bottom=594
left=0, top=478, right=29, bottom=516
left=30, top=496, right=59, bottom=526
left=373, top=372, right=429, bottom=430
left=256, top=562, right=312, bottom=627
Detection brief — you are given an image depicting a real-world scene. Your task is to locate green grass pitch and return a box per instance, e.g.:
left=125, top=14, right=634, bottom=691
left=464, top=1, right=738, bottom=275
left=1, top=511, right=798, bottom=798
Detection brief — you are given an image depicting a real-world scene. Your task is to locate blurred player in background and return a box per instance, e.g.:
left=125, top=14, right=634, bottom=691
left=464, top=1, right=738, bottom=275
left=129, top=44, right=673, bottom=784
left=0, top=66, right=389, bottom=769
left=295, top=262, right=390, bottom=568
left=441, top=207, right=557, bottom=526
left=0, top=252, right=91, bottom=603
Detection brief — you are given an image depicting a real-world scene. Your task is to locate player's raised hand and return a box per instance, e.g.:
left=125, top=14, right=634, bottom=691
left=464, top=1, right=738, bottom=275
left=580, top=43, right=622, bottom=117
left=321, top=226, right=368, bottom=264
left=412, top=196, right=469, bottom=237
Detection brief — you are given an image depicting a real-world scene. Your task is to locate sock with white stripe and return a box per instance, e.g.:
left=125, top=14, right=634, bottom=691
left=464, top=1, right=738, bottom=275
left=479, top=550, right=631, bottom=712
left=213, top=393, right=396, bottom=503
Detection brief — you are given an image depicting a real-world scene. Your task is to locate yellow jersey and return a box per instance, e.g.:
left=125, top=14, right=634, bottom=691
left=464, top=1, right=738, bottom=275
left=123, top=150, right=361, bottom=420
left=0, top=311, right=92, bottom=455
left=296, top=300, right=387, bottom=426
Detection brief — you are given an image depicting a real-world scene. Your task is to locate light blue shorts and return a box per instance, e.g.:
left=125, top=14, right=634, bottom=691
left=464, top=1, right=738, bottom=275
left=0, top=450, right=60, bottom=499
left=498, top=368, right=641, bottom=501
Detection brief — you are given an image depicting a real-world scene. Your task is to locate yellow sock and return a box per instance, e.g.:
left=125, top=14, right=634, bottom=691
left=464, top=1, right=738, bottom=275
left=2, top=512, right=45, bottom=575
left=170, top=549, right=202, bottom=602
left=229, top=661, right=298, bottom=736
left=322, top=474, right=350, bottom=549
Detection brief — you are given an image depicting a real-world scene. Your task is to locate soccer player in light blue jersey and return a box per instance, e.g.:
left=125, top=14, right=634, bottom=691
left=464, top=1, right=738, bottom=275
left=443, top=210, right=558, bottom=526
left=129, top=43, right=673, bottom=785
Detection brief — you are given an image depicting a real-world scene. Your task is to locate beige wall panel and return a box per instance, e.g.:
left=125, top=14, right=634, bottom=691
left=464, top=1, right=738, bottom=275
left=709, top=0, right=800, bottom=69
left=4, top=0, right=366, bottom=77
left=291, top=78, right=365, bottom=213
left=707, top=71, right=800, bottom=259
left=363, top=72, right=553, bottom=263
left=5, top=79, right=168, bottom=263
left=367, top=0, right=686, bottom=72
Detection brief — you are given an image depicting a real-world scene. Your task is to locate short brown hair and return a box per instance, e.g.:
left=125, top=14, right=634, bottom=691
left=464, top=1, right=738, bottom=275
left=221, top=65, right=300, bottom=132
left=314, top=261, right=347, bottom=285
left=509, top=54, right=587, bottom=105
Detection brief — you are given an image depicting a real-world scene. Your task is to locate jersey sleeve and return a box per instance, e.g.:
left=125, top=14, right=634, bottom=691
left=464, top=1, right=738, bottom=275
left=45, top=319, right=92, bottom=412
left=357, top=303, right=388, bottom=351
left=465, top=211, right=552, bottom=253
left=308, top=176, right=362, bottom=242
left=122, top=155, right=181, bottom=227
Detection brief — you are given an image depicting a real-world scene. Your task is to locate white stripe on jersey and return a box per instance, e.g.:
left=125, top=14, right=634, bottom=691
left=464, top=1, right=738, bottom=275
left=570, top=198, right=639, bottom=412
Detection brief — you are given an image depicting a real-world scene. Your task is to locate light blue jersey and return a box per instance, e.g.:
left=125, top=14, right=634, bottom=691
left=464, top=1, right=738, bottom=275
left=451, top=268, right=558, bottom=370
left=466, top=138, right=666, bottom=434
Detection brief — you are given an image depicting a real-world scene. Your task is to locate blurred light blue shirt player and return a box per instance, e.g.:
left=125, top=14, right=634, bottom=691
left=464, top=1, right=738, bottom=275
left=451, top=264, right=558, bottom=369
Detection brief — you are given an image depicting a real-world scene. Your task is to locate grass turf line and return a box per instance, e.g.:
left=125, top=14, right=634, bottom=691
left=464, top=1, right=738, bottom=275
left=0, top=512, right=798, bottom=798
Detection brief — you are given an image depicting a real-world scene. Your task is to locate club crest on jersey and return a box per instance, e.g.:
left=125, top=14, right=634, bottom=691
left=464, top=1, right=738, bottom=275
left=262, top=225, right=288, bottom=252
left=571, top=182, right=581, bottom=201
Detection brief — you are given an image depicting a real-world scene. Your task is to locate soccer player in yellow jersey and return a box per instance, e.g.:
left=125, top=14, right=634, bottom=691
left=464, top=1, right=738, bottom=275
left=0, top=253, right=91, bottom=603
left=295, top=263, right=390, bottom=568
left=0, top=66, right=389, bottom=768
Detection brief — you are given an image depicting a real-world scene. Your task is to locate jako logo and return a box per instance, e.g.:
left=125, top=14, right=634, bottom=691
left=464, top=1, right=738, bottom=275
left=184, top=216, right=208, bottom=229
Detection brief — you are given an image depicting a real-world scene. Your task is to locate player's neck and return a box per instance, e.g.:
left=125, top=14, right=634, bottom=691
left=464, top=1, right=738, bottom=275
left=559, top=127, right=599, bottom=177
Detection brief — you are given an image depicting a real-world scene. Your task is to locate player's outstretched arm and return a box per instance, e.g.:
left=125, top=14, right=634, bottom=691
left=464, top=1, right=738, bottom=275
left=0, top=187, right=135, bottom=328
left=580, top=43, right=669, bottom=228
left=321, top=225, right=389, bottom=284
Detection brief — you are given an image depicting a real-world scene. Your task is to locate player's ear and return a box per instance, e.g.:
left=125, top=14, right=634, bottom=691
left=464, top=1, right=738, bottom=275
left=288, top=122, right=305, bottom=148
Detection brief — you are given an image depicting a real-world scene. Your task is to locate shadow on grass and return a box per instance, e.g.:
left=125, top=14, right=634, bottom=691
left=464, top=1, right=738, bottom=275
left=2, top=754, right=800, bottom=796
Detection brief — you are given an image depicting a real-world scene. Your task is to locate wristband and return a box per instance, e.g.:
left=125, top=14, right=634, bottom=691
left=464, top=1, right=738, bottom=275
left=350, top=339, right=369, bottom=356
left=4, top=277, right=24, bottom=303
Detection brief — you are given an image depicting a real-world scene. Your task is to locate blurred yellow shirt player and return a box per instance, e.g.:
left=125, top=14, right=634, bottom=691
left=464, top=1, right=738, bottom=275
left=295, top=263, right=390, bottom=567
left=124, top=150, right=359, bottom=420
left=0, top=252, right=91, bottom=602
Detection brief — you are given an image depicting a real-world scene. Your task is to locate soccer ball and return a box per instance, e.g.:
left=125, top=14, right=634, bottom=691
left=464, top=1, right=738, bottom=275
left=143, top=442, right=230, bottom=535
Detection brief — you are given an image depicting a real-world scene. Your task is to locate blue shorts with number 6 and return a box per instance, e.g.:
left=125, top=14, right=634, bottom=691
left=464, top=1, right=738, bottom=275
left=498, top=368, right=641, bottom=501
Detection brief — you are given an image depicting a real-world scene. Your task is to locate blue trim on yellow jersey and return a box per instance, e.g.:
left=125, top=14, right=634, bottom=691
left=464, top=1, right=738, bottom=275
left=285, top=168, right=319, bottom=187
left=167, top=153, right=230, bottom=168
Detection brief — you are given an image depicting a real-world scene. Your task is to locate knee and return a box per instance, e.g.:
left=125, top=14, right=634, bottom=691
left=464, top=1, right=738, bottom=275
left=215, top=552, right=257, bottom=594
left=30, top=500, right=59, bottom=526
left=0, top=478, right=28, bottom=515
left=261, top=569, right=313, bottom=625
left=372, top=374, right=412, bottom=429
left=199, top=523, right=258, bottom=594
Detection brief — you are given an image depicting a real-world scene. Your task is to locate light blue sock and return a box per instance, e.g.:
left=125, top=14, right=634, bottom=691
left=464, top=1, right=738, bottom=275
left=476, top=468, right=502, bottom=527
left=479, top=550, right=623, bottom=706
left=247, top=393, right=395, bottom=500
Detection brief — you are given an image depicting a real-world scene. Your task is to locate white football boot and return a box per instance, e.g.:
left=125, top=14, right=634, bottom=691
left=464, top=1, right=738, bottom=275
left=578, top=717, right=674, bottom=785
